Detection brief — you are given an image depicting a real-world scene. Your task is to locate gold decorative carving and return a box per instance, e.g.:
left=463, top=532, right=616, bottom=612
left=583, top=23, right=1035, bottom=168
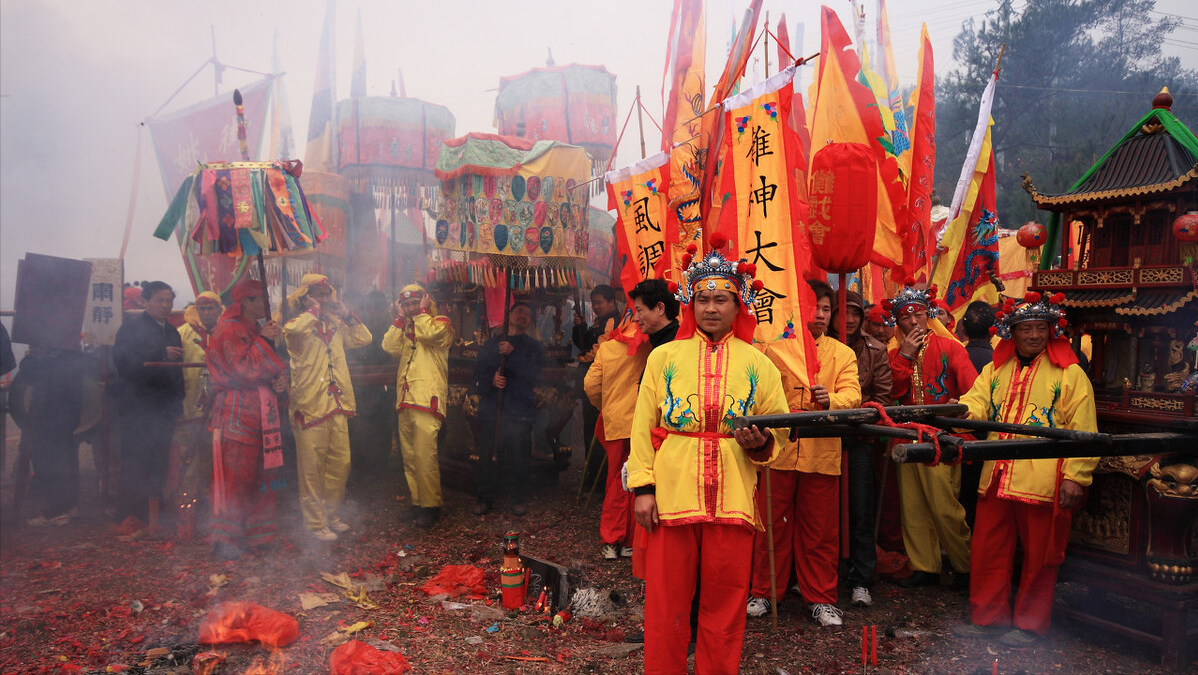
left=1129, top=396, right=1185, bottom=412
left=1096, top=455, right=1158, bottom=478
left=1137, top=266, right=1184, bottom=284
left=1078, top=269, right=1134, bottom=286
left=1070, top=474, right=1131, bottom=554
left=1037, top=271, right=1074, bottom=287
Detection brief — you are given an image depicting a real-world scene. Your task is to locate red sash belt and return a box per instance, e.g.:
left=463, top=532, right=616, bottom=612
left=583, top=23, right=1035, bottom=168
left=651, top=427, right=732, bottom=450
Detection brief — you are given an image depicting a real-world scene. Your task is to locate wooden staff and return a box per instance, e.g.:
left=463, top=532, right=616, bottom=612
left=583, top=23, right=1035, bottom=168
left=233, top=89, right=271, bottom=319
left=890, top=432, right=1194, bottom=464
left=732, top=403, right=968, bottom=430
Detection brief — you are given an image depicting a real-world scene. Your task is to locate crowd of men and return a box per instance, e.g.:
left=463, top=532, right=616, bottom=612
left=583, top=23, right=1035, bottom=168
left=8, top=236, right=1099, bottom=672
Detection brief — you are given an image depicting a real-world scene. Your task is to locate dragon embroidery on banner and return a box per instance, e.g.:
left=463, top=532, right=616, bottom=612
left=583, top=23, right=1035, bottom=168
left=945, top=207, right=999, bottom=307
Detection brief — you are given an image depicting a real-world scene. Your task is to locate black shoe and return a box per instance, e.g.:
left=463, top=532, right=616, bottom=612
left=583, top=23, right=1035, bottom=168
left=510, top=501, right=528, bottom=517
left=398, top=504, right=420, bottom=521
left=624, top=631, right=644, bottom=644
left=415, top=508, right=441, bottom=529
left=472, top=500, right=491, bottom=516
left=897, top=571, right=940, bottom=588
left=213, top=542, right=244, bottom=561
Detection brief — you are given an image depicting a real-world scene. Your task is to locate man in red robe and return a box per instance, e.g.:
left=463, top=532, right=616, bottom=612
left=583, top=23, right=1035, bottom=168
left=885, top=280, right=978, bottom=587
left=206, top=280, right=288, bottom=560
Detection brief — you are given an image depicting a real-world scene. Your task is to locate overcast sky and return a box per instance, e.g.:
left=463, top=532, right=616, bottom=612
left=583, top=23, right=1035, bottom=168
left=2, top=0, right=1194, bottom=313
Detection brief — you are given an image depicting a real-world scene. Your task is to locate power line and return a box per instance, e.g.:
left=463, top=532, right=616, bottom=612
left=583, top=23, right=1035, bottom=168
left=999, top=83, right=1198, bottom=97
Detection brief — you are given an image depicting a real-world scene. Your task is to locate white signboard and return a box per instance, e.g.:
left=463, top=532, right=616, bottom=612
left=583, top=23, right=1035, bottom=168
left=83, top=258, right=124, bottom=346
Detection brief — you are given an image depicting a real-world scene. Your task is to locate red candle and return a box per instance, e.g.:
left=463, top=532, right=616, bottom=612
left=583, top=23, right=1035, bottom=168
left=870, top=625, right=877, bottom=667
left=861, top=626, right=868, bottom=666
left=992, top=659, right=998, bottom=675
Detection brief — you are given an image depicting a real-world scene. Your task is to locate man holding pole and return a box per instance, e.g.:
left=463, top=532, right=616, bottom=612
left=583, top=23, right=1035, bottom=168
left=283, top=274, right=372, bottom=541
left=168, top=292, right=222, bottom=509
left=748, top=280, right=860, bottom=627
left=885, top=280, right=978, bottom=588
left=952, top=292, right=1097, bottom=648
left=584, top=279, right=678, bottom=559
left=472, top=302, right=544, bottom=516
left=382, top=284, right=454, bottom=529
left=627, top=239, right=789, bottom=675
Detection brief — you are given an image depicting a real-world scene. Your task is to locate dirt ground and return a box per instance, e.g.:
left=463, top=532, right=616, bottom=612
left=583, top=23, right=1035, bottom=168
left=0, top=433, right=1191, bottom=675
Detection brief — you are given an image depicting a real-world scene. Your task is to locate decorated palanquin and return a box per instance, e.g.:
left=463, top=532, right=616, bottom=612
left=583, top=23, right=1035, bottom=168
left=1023, top=89, right=1198, bottom=670
left=423, top=134, right=596, bottom=484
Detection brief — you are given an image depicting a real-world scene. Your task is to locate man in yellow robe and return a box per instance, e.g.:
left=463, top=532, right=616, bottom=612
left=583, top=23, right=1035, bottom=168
left=953, top=292, right=1098, bottom=648
left=382, top=284, right=453, bottom=529
left=627, top=238, right=790, bottom=675
left=749, top=280, right=860, bottom=627
left=283, top=274, right=372, bottom=541
left=169, top=292, right=222, bottom=509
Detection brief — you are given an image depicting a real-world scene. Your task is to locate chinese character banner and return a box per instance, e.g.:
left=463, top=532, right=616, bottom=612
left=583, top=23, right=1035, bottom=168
left=719, top=65, right=806, bottom=343
left=606, top=150, right=672, bottom=293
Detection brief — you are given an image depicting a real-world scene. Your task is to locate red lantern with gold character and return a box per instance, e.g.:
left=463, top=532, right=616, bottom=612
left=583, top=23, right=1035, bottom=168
left=806, top=142, right=878, bottom=273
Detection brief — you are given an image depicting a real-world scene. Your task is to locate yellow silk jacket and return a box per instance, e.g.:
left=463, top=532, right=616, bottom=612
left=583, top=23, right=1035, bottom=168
left=766, top=335, right=861, bottom=474
left=959, top=351, right=1098, bottom=504
left=584, top=338, right=649, bottom=441
left=627, top=332, right=790, bottom=529
left=283, top=308, right=372, bottom=428
left=381, top=312, right=454, bottom=418
left=178, top=322, right=212, bottom=421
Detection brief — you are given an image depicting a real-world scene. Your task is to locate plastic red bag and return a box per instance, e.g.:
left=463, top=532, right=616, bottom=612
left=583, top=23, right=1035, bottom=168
left=329, top=640, right=411, bottom=675
left=198, top=601, right=299, bottom=648
left=417, top=564, right=486, bottom=598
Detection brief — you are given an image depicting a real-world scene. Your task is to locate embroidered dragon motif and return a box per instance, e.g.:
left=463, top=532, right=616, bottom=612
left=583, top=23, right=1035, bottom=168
left=925, top=353, right=951, bottom=401
left=722, top=365, right=760, bottom=431
left=986, top=375, right=1002, bottom=422
left=662, top=362, right=696, bottom=430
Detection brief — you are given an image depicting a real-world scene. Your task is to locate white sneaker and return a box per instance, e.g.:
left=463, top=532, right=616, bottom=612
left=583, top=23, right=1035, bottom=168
left=810, top=603, right=844, bottom=627
left=620, top=546, right=634, bottom=558
left=328, top=520, right=351, bottom=533
left=26, top=516, right=50, bottom=527
left=601, top=544, right=619, bottom=560
left=746, top=596, right=771, bottom=618
left=311, top=527, right=338, bottom=542
left=851, top=587, right=873, bottom=606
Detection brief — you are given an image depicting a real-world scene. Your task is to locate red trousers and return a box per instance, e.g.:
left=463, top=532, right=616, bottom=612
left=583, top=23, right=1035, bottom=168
left=750, top=470, right=839, bottom=605
left=211, top=438, right=277, bottom=549
left=969, top=482, right=1072, bottom=635
left=598, top=431, right=634, bottom=546
left=644, top=523, right=754, bottom=675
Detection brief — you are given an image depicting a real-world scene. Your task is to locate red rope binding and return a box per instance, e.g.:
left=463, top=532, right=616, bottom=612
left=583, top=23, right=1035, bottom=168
left=861, top=402, right=959, bottom=466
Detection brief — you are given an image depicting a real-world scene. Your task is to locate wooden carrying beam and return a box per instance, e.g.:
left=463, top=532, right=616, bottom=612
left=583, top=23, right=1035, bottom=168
left=890, top=433, right=1195, bottom=464
left=731, top=404, right=968, bottom=430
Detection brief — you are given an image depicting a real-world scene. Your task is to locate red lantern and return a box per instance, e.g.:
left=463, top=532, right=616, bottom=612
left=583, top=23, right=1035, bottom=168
left=1173, top=211, right=1198, bottom=243
left=1017, top=221, right=1048, bottom=248
left=806, top=142, right=878, bottom=273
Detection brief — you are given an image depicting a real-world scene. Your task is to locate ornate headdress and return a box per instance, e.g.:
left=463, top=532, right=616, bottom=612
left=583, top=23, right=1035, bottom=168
left=993, top=291, right=1068, bottom=340
left=671, top=232, right=762, bottom=307
left=882, top=277, right=937, bottom=321
left=399, top=283, right=426, bottom=301
left=668, top=231, right=763, bottom=342
left=991, top=291, right=1077, bottom=368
